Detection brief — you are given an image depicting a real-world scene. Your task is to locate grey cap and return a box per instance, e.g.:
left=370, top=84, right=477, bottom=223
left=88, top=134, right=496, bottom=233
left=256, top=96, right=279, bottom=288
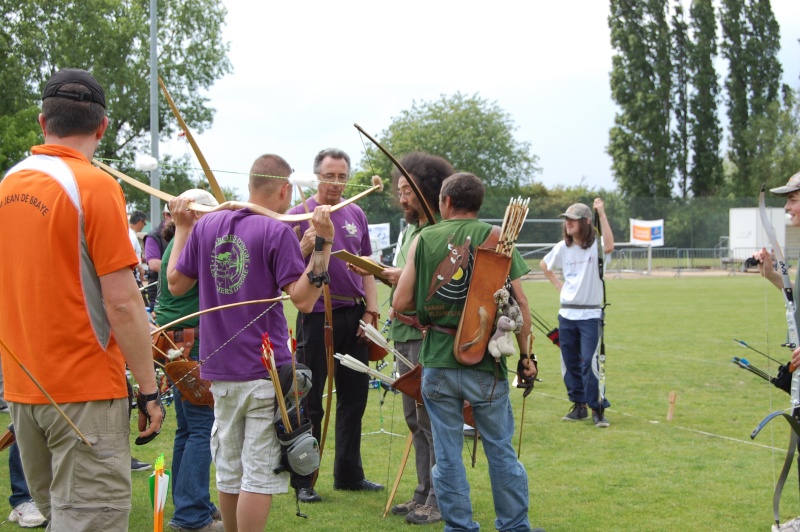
left=770, top=171, right=800, bottom=196
left=559, top=203, right=592, bottom=220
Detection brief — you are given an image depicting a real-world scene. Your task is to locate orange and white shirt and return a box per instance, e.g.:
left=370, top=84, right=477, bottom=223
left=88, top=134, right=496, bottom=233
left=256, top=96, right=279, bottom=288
left=0, top=144, right=137, bottom=403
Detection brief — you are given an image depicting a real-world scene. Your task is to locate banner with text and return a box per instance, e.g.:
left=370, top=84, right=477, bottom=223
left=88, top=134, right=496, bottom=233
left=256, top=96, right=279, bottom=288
left=629, top=218, right=664, bottom=247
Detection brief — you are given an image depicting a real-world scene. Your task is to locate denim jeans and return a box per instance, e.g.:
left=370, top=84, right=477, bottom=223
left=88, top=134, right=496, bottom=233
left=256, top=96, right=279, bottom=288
left=170, top=387, right=217, bottom=529
left=8, top=442, right=31, bottom=508
left=422, top=367, right=531, bottom=532
left=558, top=315, right=611, bottom=411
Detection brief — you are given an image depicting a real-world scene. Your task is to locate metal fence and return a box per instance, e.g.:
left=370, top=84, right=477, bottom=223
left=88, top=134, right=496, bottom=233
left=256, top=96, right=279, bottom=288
left=517, top=245, right=797, bottom=274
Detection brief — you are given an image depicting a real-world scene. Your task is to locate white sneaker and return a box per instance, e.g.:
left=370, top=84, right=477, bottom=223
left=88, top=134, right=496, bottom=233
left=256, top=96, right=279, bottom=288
left=9, top=501, right=46, bottom=528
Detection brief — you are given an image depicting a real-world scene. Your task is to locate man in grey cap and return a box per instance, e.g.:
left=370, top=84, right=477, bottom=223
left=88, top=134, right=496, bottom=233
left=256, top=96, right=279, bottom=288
left=754, top=171, right=800, bottom=330
left=0, top=68, right=164, bottom=529
left=540, top=198, right=614, bottom=427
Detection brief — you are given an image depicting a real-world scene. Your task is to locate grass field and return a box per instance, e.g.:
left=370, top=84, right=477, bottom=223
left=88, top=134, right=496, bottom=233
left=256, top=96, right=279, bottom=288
left=1, top=274, right=798, bottom=531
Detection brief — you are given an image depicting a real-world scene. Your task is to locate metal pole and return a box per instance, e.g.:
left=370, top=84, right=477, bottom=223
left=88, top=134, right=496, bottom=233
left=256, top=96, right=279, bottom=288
left=149, top=0, right=160, bottom=228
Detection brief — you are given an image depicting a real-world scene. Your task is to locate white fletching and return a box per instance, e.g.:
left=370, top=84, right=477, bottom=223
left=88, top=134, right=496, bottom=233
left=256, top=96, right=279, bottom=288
left=134, top=153, right=159, bottom=171
left=288, top=172, right=318, bottom=189
left=358, top=321, right=413, bottom=369
left=334, top=353, right=394, bottom=385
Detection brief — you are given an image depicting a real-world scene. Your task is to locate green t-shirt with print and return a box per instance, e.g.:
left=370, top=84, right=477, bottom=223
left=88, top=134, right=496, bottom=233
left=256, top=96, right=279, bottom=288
left=413, top=218, right=529, bottom=376
left=155, top=240, right=200, bottom=359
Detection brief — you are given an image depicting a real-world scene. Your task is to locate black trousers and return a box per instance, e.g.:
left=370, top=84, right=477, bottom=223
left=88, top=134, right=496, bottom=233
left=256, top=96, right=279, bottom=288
left=294, top=303, right=369, bottom=488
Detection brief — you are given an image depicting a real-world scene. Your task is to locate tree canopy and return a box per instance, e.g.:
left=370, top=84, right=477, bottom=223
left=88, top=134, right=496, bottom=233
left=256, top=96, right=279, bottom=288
left=349, top=92, right=541, bottom=228
left=0, top=0, right=231, bottom=209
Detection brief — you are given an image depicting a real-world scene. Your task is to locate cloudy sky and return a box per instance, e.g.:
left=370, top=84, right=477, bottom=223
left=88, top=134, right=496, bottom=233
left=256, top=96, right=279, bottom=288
left=163, top=1, right=800, bottom=198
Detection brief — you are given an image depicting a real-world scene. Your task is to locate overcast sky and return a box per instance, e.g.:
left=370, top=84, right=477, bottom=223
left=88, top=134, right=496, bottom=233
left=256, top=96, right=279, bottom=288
left=163, top=1, right=800, bottom=198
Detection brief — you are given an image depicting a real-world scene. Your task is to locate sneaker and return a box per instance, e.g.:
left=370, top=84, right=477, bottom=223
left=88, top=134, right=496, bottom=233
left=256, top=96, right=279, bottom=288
left=406, top=504, right=442, bottom=525
left=168, top=520, right=224, bottom=532
left=592, top=409, right=610, bottom=428
left=0, top=404, right=9, bottom=413
left=9, top=501, right=46, bottom=528
left=211, top=508, right=222, bottom=521
left=131, top=457, right=152, bottom=471
left=562, top=403, right=588, bottom=421
left=391, top=499, right=420, bottom=516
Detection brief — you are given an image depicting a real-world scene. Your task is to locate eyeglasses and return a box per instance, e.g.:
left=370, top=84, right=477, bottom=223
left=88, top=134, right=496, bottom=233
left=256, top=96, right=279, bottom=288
left=397, top=190, right=414, bottom=200
left=318, top=173, right=349, bottom=183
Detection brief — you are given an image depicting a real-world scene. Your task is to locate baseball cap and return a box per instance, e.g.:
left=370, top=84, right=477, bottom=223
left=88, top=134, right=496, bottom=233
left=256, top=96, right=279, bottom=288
left=179, top=189, right=219, bottom=207
left=42, top=68, right=106, bottom=109
left=559, top=203, right=592, bottom=220
left=769, top=171, right=800, bottom=196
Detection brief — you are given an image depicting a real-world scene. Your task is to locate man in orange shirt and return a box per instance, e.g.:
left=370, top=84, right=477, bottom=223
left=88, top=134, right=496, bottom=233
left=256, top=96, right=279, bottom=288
left=0, top=68, right=164, bottom=530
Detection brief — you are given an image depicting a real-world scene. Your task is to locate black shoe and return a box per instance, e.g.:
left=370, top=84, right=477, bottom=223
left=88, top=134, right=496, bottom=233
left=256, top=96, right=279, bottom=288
left=333, top=479, right=385, bottom=491
left=562, top=402, right=588, bottom=421
left=592, top=409, right=610, bottom=428
left=131, top=457, right=152, bottom=471
left=296, top=487, right=322, bottom=503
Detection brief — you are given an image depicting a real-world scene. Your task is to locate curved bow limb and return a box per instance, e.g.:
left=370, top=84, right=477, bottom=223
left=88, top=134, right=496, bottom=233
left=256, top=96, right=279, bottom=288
left=158, top=76, right=226, bottom=205
left=354, top=124, right=436, bottom=225
left=0, top=338, right=92, bottom=447
left=150, top=296, right=290, bottom=337
left=312, top=285, right=336, bottom=489
left=755, top=183, right=800, bottom=525
left=94, top=159, right=384, bottom=223
left=751, top=409, right=800, bottom=525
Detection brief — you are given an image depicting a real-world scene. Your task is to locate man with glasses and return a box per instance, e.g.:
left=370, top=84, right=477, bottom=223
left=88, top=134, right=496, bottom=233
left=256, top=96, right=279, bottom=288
left=287, top=148, right=383, bottom=503
left=381, top=152, right=452, bottom=525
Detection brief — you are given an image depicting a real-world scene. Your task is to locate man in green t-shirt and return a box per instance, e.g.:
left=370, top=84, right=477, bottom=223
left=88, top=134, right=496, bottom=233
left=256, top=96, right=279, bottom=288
left=393, top=172, right=541, bottom=532
left=155, top=188, right=223, bottom=532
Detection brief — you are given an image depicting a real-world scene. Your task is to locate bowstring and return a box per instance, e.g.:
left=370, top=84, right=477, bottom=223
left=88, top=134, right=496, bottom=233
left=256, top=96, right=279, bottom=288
left=165, top=301, right=280, bottom=392
left=355, top=128, right=406, bottom=502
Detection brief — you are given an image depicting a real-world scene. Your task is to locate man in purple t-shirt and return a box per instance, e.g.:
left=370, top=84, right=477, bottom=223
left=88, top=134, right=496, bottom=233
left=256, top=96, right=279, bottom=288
left=166, top=154, right=334, bottom=532
left=287, top=148, right=382, bottom=503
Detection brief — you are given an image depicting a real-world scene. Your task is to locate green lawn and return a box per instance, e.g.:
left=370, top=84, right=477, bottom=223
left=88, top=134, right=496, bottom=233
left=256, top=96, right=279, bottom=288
left=1, top=274, right=798, bottom=531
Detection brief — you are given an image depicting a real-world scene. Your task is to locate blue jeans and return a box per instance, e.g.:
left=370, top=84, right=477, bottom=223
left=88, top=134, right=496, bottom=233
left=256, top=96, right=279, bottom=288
left=170, top=387, right=217, bottom=529
left=558, top=315, right=610, bottom=411
left=422, top=367, right=530, bottom=532
left=9, top=442, right=31, bottom=508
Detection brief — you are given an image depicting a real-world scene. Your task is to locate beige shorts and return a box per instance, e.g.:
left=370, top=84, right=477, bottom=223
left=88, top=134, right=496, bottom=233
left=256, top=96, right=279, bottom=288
left=210, top=380, right=289, bottom=495
left=11, top=398, right=131, bottom=530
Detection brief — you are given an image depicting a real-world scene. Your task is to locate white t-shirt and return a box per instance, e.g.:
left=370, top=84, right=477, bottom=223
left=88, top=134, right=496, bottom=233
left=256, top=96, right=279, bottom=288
left=542, top=240, right=604, bottom=320
left=128, top=227, right=142, bottom=257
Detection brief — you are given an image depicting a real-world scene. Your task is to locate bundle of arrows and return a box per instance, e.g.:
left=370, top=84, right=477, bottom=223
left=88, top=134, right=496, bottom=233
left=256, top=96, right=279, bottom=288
left=496, top=196, right=530, bottom=257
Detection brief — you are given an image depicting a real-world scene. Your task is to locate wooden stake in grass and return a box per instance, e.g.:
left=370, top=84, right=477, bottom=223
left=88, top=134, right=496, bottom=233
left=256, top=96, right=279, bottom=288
left=667, top=391, right=677, bottom=421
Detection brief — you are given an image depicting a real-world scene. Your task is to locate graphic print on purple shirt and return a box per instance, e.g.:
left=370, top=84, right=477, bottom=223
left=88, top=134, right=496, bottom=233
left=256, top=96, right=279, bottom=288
left=287, top=197, right=372, bottom=313
left=175, top=208, right=306, bottom=381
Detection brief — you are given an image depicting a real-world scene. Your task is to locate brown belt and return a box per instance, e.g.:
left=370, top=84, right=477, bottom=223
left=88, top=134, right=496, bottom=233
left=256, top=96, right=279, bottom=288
left=327, top=294, right=366, bottom=305
left=429, top=324, right=456, bottom=337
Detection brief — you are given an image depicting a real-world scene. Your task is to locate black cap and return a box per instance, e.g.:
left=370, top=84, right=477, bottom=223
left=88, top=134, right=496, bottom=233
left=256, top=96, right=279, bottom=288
left=42, top=68, right=106, bottom=109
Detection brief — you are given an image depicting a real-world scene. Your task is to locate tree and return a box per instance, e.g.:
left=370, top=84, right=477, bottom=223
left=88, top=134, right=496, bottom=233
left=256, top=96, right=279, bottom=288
left=687, top=0, right=723, bottom=197
left=672, top=3, right=690, bottom=198
left=608, top=0, right=674, bottom=203
left=0, top=0, right=231, bottom=204
left=351, top=92, right=541, bottom=223
left=720, top=0, right=785, bottom=196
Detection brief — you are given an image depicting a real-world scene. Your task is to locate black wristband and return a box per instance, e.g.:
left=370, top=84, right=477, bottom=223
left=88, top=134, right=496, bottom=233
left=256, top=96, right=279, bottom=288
left=314, top=236, right=334, bottom=251
left=136, top=389, right=161, bottom=415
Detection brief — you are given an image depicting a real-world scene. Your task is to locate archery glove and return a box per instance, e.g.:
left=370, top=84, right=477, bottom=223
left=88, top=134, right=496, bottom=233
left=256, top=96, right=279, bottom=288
left=135, top=389, right=165, bottom=445
left=771, top=362, right=793, bottom=395
left=516, top=354, right=537, bottom=398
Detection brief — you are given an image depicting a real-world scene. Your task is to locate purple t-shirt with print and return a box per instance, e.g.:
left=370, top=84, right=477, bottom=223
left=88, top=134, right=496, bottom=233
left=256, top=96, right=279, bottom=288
left=175, top=208, right=306, bottom=381
left=287, top=197, right=372, bottom=313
